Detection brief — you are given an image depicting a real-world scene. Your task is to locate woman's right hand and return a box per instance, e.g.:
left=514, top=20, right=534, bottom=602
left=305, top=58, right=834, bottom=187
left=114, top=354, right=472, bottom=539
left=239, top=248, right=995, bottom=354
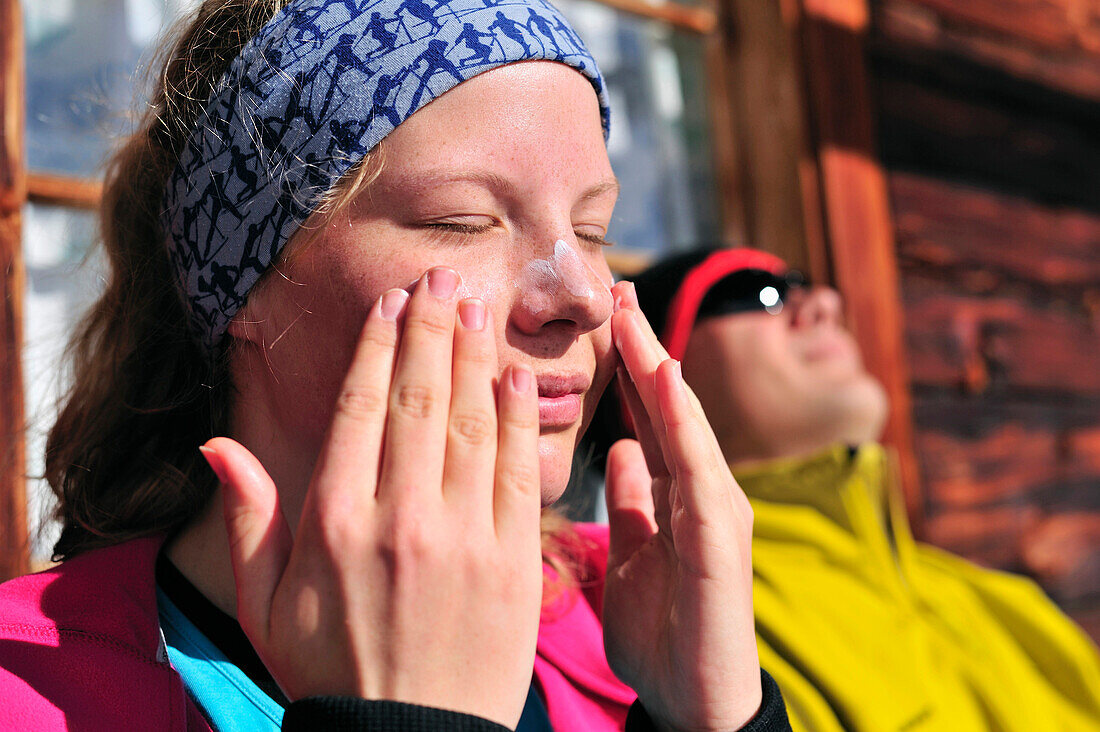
left=199, top=267, right=543, bottom=729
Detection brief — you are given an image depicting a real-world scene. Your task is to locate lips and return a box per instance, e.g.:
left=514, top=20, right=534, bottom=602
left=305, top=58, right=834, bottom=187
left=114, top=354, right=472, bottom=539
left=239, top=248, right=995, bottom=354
left=536, top=373, right=590, bottom=429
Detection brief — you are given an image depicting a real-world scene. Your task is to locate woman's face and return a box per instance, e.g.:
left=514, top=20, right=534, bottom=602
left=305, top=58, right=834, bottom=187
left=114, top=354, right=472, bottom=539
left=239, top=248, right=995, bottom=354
left=233, top=61, right=618, bottom=507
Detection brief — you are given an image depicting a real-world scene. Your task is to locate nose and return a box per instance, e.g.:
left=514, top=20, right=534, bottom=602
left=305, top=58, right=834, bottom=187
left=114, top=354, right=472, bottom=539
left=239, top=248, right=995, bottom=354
left=511, top=237, right=614, bottom=337
left=790, top=285, right=845, bottom=329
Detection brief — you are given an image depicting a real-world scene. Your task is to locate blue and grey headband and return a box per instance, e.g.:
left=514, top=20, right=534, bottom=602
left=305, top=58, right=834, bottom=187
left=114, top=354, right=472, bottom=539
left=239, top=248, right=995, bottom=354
left=162, top=0, right=610, bottom=348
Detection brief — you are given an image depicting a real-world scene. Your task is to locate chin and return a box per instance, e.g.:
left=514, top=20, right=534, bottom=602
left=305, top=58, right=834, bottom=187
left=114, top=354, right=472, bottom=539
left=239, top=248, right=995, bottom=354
left=537, top=434, right=574, bottom=507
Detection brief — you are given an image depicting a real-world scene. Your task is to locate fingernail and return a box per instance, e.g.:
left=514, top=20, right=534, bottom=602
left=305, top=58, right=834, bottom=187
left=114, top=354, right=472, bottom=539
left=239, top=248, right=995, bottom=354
left=380, top=289, right=409, bottom=321
left=511, top=364, right=533, bottom=393
left=428, top=267, right=459, bottom=298
left=459, top=298, right=486, bottom=330
left=672, top=360, right=683, bottom=380
left=199, top=445, right=228, bottom=484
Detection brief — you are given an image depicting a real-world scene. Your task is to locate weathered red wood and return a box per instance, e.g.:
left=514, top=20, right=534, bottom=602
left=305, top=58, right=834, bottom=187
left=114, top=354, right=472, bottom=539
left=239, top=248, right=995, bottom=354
left=0, top=0, right=29, bottom=581
left=593, top=0, right=717, bottom=34
left=718, top=0, right=818, bottom=273
left=1022, top=512, right=1100, bottom=605
left=892, top=172, right=1100, bottom=290
left=895, top=0, right=1100, bottom=53
left=923, top=507, right=1100, bottom=608
left=903, top=284, right=1100, bottom=395
left=27, top=172, right=102, bottom=211
left=795, top=0, right=925, bottom=530
left=875, top=61, right=1100, bottom=213
left=877, top=1, right=1100, bottom=104
left=922, top=504, right=1042, bottom=569
left=916, top=421, right=1100, bottom=508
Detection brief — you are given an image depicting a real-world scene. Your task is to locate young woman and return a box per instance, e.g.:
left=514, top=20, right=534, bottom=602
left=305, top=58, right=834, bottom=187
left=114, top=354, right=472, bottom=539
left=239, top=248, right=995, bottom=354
left=0, top=1, right=789, bottom=730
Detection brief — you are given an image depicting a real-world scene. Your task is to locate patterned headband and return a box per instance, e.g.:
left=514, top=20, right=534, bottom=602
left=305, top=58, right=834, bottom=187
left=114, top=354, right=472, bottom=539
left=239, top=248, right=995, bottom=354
left=162, top=0, right=610, bottom=348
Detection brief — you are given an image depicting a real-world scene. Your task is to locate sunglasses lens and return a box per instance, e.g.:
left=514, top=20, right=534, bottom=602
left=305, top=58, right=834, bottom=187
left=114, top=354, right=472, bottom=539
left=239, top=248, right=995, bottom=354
left=698, top=269, right=804, bottom=318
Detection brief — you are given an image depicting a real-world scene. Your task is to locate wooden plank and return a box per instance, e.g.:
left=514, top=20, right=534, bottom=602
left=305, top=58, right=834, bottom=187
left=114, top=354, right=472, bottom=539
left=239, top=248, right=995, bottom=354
left=794, top=0, right=925, bottom=530
left=922, top=504, right=1041, bottom=570
left=0, top=0, right=29, bottom=581
left=27, top=172, right=102, bottom=211
left=592, top=0, right=717, bottom=34
left=873, top=59, right=1100, bottom=213
left=1021, top=512, right=1100, bottom=606
left=702, top=12, right=749, bottom=249
left=893, top=0, right=1100, bottom=54
left=877, top=0, right=1100, bottom=104
left=903, top=282, right=1100, bottom=395
left=915, top=418, right=1100, bottom=508
left=715, top=0, right=817, bottom=273
left=891, top=172, right=1100, bottom=291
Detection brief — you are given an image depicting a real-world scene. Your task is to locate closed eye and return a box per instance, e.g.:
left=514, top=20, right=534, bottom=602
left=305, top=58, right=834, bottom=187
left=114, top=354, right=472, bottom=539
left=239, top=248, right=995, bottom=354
left=576, top=231, right=614, bottom=247
left=425, top=221, right=495, bottom=235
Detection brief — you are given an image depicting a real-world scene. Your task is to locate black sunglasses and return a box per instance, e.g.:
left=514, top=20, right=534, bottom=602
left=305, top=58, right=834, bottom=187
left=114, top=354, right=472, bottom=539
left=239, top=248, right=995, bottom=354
left=697, top=269, right=807, bottom=318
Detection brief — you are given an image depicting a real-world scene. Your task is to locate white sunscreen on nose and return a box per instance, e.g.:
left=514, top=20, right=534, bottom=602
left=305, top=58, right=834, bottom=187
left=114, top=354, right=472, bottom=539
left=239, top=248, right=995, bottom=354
left=517, top=239, right=612, bottom=314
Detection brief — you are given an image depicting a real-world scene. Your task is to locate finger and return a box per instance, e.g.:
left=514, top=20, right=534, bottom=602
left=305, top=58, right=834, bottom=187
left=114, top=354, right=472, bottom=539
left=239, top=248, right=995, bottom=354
left=617, top=281, right=671, bottom=362
left=654, top=359, right=745, bottom=521
left=493, top=364, right=541, bottom=545
left=614, top=366, right=666, bottom=479
left=604, top=438, right=658, bottom=569
left=614, top=371, right=673, bottom=534
left=618, top=280, right=710, bottom=420
left=204, top=437, right=292, bottom=644
left=613, top=308, right=672, bottom=465
left=378, top=267, right=461, bottom=502
left=443, top=299, right=498, bottom=508
left=312, top=288, right=407, bottom=507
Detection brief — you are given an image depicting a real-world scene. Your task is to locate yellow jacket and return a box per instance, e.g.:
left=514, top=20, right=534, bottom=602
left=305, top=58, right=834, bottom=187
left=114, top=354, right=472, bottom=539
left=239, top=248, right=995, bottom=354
left=737, top=444, right=1100, bottom=731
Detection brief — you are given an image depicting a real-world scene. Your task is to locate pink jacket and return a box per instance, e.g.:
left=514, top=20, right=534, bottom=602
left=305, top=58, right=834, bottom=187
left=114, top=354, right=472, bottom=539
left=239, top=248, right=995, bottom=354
left=0, top=525, right=634, bottom=731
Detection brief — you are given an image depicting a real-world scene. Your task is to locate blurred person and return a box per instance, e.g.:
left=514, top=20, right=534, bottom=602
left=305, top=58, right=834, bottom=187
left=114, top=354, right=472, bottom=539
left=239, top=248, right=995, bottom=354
left=590, top=248, right=1100, bottom=731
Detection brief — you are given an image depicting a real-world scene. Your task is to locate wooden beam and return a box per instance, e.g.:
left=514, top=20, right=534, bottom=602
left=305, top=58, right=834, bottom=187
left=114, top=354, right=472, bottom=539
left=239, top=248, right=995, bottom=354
left=794, top=0, right=926, bottom=530
left=877, top=1, right=1100, bottom=105
left=898, top=0, right=1100, bottom=53
left=716, top=0, right=820, bottom=274
left=0, top=0, right=29, bottom=581
left=590, top=0, right=717, bottom=34
left=27, top=172, right=102, bottom=211
left=702, top=14, right=749, bottom=248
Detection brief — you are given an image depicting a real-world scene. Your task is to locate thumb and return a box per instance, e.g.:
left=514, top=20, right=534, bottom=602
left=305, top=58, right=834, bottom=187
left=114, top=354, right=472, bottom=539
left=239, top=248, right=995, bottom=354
left=201, top=436, right=291, bottom=643
left=605, top=438, right=658, bottom=569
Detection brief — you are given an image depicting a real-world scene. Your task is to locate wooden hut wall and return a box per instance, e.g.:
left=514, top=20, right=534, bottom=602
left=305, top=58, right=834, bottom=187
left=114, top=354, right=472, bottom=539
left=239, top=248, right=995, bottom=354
left=869, top=0, right=1100, bottom=641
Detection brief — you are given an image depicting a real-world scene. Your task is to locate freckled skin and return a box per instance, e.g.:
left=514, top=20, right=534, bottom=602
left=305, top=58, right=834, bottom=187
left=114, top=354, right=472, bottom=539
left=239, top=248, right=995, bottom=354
left=225, top=62, right=619, bottom=526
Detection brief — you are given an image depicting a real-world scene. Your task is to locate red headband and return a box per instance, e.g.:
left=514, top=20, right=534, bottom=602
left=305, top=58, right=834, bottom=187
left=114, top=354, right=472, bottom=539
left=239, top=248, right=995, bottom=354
left=660, top=248, right=788, bottom=361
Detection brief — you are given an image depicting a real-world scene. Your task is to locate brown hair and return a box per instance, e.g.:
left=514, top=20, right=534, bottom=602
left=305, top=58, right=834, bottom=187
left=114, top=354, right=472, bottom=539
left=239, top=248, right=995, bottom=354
left=45, top=0, right=297, bottom=560
left=45, top=0, right=586, bottom=574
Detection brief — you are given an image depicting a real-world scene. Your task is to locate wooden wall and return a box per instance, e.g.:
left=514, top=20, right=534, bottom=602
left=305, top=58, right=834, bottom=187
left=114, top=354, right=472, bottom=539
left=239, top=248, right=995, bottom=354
left=869, top=0, right=1100, bottom=641
left=0, top=0, right=28, bottom=582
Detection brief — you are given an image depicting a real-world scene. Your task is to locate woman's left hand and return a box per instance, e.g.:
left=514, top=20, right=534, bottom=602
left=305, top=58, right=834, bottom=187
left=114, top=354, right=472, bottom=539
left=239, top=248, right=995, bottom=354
left=602, top=280, right=761, bottom=731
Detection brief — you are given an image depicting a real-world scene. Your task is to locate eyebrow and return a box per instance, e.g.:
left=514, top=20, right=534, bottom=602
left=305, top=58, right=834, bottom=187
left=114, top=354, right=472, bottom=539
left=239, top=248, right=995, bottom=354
left=580, top=178, right=621, bottom=202
left=402, top=171, right=620, bottom=202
